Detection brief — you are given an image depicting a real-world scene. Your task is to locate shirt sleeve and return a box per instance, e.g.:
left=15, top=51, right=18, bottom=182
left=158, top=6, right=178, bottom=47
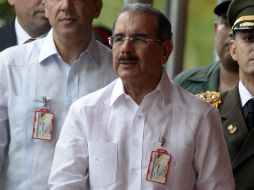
left=48, top=103, right=89, bottom=190
left=194, top=108, right=235, bottom=190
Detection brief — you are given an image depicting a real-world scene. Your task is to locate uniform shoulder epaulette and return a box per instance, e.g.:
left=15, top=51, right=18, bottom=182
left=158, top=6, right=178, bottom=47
left=195, top=91, right=221, bottom=108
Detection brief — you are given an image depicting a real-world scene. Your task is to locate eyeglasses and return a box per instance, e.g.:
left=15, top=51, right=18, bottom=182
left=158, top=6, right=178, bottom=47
left=108, top=35, right=163, bottom=48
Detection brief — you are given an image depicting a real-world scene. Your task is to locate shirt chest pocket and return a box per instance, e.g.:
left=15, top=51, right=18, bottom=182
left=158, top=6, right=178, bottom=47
left=8, top=95, right=44, bottom=140
left=88, top=142, right=118, bottom=187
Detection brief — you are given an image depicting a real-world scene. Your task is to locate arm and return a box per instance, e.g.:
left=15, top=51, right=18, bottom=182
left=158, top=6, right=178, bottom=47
left=48, top=103, right=89, bottom=190
left=194, top=108, right=235, bottom=190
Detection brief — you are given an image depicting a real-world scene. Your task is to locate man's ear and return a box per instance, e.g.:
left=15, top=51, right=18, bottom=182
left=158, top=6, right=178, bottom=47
left=94, top=0, right=103, bottom=19
left=161, top=40, right=173, bottom=65
left=230, top=39, right=238, bottom=61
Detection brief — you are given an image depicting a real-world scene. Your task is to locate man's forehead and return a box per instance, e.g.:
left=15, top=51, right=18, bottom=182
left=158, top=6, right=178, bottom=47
left=115, top=12, right=156, bottom=30
left=117, top=12, right=155, bottom=22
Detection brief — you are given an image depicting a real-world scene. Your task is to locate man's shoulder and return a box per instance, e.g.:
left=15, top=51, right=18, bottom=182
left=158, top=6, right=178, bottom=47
left=0, top=21, right=15, bottom=34
left=171, top=82, right=215, bottom=114
left=0, top=21, right=17, bottom=51
left=218, top=85, right=240, bottom=111
left=0, top=40, right=42, bottom=65
left=173, top=62, right=219, bottom=94
left=174, top=62, right=219, bottom=83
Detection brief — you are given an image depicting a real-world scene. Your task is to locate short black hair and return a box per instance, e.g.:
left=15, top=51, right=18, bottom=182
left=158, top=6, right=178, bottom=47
left=112, top=3, right=172, bottom=40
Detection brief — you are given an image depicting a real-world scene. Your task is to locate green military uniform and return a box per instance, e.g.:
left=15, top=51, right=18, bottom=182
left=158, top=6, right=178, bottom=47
left=174, top=61, right=219, bottom=94
left=218, top=0, right=254, bottom=189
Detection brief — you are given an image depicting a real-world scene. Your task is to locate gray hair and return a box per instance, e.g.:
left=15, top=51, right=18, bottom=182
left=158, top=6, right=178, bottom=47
left=112, top=3, right=172, bottom=40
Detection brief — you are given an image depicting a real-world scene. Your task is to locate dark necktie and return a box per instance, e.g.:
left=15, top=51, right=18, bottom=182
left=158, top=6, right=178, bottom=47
left=24, top=38, right=36, bottom=44
left=246, top=99, right=254, bottom=131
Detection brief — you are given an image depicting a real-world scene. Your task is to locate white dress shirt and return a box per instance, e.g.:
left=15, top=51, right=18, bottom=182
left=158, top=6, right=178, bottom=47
left=0, top=29, right=116, bottom=190
left=238, top=80, right=254, bottom=107
left=49, top=70, right=235, bottom=190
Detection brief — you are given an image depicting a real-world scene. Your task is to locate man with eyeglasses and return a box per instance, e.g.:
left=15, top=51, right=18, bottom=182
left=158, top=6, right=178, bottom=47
left=48, top=3, right=234, bottom=189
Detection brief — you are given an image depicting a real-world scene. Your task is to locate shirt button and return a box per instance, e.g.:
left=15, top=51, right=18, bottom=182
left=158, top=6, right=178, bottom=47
left=133, top=140, right=139, bottom=146
left=95, top=159, right=100, bottom=164
left=138, top=112, right=143, bottom=118
left=131, top=169, right=139, bottom=175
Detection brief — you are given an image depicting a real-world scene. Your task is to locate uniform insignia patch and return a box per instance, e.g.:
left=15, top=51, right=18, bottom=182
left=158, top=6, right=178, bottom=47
left=196, top=91, right=222, bottom=108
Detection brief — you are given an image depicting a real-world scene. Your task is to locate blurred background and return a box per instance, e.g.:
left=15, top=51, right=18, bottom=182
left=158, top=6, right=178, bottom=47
left=0, top=0, right=215, bottom=76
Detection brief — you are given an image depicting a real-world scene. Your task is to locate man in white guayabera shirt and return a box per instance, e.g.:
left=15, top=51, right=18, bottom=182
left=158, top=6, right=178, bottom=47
left=49, top=3, right=235, bottom=190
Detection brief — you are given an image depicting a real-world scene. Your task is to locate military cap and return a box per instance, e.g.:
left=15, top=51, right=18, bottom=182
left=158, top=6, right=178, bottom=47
left=214, top=0, right=231, bottom=16
left=227, top=0, right=254, bottom=31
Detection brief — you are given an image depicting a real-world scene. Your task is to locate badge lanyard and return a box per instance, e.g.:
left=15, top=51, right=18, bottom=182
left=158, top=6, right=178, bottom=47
left=32, top=96, right=54, bottom=141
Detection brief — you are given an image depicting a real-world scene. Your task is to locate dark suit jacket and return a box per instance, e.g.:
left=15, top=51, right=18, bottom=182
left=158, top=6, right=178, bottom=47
left=0, top=20, right=17, bottom=52
left=219, top=85, right=254, bottom=190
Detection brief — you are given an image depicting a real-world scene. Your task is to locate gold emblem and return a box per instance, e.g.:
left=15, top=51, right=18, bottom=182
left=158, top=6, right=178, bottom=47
left=227, top=124, right=237, bottom=134
left=196, top=91, right=222, bottom=108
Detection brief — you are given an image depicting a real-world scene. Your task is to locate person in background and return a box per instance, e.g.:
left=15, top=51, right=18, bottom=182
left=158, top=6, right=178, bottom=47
left=218, top=0, right=254, bottom=189
left=48, top=3, right=235, bottom=190
left=0, top=0, right=51, bottom=51
left=0, top=0, right=116, bottom=189
left=174, top=0, right=238, bottom=94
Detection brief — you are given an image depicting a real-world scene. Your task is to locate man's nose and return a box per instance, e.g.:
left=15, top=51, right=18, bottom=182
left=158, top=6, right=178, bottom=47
left=60, top=0, right=74, bottom=12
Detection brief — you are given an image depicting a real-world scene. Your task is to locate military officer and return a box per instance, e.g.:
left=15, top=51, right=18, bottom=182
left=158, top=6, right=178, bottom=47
left=218, top=0, right=254, bottom=189
left=174, top=0, right=238, bottom=94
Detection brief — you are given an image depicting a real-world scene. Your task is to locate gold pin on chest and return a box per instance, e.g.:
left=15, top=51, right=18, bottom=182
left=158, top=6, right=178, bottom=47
left=227, top=124, right=238, bottom=134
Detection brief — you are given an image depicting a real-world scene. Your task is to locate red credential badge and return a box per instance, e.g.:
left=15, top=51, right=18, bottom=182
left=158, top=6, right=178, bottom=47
left=32, top=108, right=54, bottom=141
left=146, top=148, right=171, bottom=184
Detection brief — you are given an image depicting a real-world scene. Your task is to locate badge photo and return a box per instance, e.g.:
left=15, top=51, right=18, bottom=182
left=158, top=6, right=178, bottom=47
left=32, top=108, right=54, bottom=141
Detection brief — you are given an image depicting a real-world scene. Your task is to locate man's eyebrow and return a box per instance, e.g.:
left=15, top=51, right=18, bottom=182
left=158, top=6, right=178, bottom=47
left=132, top=33, right=149, bottom=37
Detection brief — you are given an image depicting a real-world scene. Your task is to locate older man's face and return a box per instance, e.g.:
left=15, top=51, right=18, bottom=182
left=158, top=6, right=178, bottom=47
left=112, top=12, right=171, bottom=87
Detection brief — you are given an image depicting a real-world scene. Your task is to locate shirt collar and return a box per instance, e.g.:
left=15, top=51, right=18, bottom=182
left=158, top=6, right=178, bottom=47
left=15, top=17, right=31, bottom=45
left=110, top=68, right=171, bottom=106
left=110, top=78, right=125, bottom=106
left=155, top=68, right=171, bottom=105
left=39, top=29, right=58, bottom=63
left=238, top=80, right=254, bottom=107
left=38, top=30, right=99, bottom=64
left=15, top=17, right=47, bottom=45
